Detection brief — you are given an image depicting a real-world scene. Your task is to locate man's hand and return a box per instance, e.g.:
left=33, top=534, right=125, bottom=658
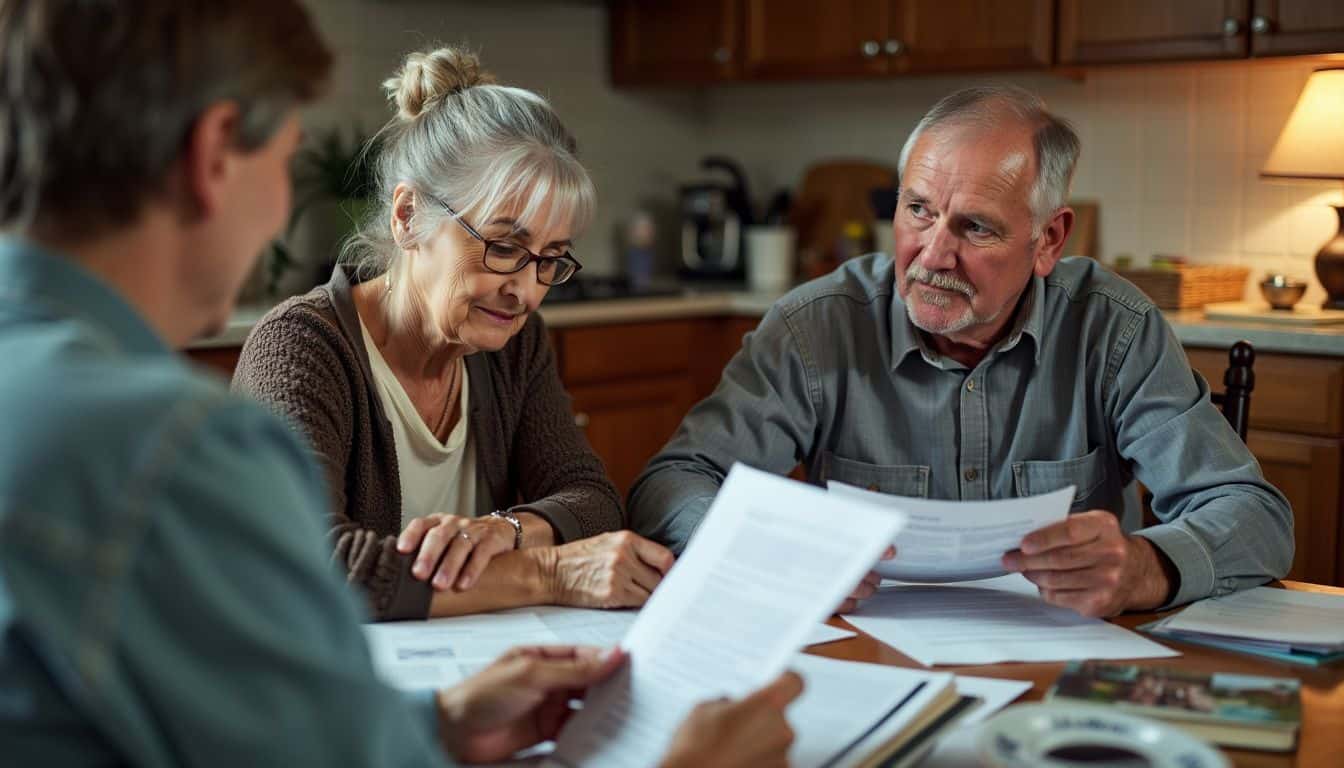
left=836, top=546, right=895, bottom=614
left=1002, top=510, right=1174, bottom=617
left=435, top=645, right=624, bottom=764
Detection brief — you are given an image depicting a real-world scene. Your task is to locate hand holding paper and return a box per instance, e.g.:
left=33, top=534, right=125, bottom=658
left=1004, top=509, right=1178, bottom=617
left=550, top=464, right=907, bottom=767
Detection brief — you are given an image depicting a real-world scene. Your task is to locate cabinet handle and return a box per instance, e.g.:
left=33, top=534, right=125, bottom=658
left=1250, top=15, right=1271, bottom=34
left=713, top=47, right=731, bottom=64
left=1222, top=17, right=1241, bottom=37
left=574, top=412, right=590, bottom=428
left=861, top=40, right=880, bottom=58
left=884, top=39, right=905, bottom=56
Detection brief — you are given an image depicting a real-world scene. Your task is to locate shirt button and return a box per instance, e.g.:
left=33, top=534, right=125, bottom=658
left=963, top=467, right=979, bottom=481
left=967, top=379, right=976, bottom=392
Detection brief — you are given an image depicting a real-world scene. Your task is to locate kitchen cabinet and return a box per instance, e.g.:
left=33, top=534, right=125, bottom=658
left=609, top=0, right=741, bottom=86
left=1187, top=347, right=1344, bottom=586
left=743, top=0, right=888, bottom=79
left=567, top=377, right=698, bottom=498
left=1248, top=0, right=1344, bottom=57
left=1058, top=0, right=1344, bottom=65
left=188, top=347, right=242, bottom=378
left=887, top=0, right=1053, bottom=74
left=742, top=0, right=1050, bottom=80
left=1057, top=0, right=1250, bottom=65
left=556, top=319, right=705, bottom=497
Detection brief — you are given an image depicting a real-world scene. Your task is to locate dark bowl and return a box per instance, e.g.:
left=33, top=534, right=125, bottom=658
left=1260, top=276, right=1307, bottom=310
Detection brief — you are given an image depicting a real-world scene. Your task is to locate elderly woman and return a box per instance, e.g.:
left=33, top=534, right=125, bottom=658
left=233, top=47, right=673, bottom=621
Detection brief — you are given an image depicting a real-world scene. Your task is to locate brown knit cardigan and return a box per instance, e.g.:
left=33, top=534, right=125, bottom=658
left=231, top=266, right=623, bottom=621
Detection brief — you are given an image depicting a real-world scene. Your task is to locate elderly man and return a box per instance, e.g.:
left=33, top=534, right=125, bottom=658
left=629, top=86, right=1292, bottom=618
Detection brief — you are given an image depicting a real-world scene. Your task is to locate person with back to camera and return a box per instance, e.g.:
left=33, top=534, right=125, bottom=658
left=0, top=3, right=800, bottom=764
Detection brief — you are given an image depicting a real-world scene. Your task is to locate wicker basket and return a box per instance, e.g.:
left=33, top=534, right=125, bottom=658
left=1114, top=265, right=1250, bottom=310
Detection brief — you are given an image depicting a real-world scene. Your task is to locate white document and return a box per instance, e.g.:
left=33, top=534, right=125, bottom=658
left=789, top=654, right=955, bottom=768
left=550, top=464, right=907, bottom=768
left=1161, top=587, right=1344, bottom=648
left=828, top=482, right=1074, bottom=583
left=363, top=612, right=561, bottom=691
left=845, top=578, right=1179, bottom=666
left=521, top=605, right=640, bottom=647
left=805, top=623, right=857, bottom=646
left=525, top=605, right=851, bottom=650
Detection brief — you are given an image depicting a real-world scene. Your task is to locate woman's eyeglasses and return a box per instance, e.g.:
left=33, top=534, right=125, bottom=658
left=431, top=196, right=582, bottom=286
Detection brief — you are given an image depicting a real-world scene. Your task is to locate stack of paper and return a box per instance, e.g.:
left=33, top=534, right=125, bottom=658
left=789, top=654, right=961, bottom=768
left=1143, top=587, right=1344, bottom=666
left=845, top=574, right=1179, bottom=666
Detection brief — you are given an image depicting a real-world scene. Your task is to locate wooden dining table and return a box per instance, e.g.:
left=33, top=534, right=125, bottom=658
left=809, top=581, right=1344, bottom=768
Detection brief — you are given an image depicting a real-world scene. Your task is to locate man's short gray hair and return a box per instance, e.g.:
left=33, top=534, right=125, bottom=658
left=897, top=85, right=1080, bottom=238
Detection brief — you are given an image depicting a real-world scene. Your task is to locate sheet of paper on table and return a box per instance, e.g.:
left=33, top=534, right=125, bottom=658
left=362, top=611, right=561, bottom=691
left=366, top=605, right=858, bottom=695
left=548, top=464, right=907, bottom=768
left=844, top=574, right=1179, bottom=666
left=827, top=481, right=1074, bottom=583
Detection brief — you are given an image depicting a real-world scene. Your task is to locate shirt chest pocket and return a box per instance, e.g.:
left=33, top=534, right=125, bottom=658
left=1012, top=446, right=1107, bottom=511
left=822, top=452, right=930, bottom=498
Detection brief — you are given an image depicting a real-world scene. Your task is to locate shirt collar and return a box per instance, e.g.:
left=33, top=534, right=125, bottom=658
left=0, top=236, right=168, bottom=357
left=888, top=273, right=1044, bottom=371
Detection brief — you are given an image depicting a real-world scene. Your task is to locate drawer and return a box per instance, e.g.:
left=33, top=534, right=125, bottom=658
left=1186, top=347, right=1344, bottom=437
left=560, top=320, right=695, bottom=385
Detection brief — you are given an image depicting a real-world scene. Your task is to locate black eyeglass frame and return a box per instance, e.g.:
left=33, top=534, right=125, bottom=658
left=430, top=196, right=583, bottom=286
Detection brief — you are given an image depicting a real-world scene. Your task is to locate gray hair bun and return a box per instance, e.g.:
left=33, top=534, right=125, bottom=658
left=385, top=47, right=496, bottom=120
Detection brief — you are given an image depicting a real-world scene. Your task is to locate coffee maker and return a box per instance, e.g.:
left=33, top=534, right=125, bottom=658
left=680, top=156, right=752, bottom=282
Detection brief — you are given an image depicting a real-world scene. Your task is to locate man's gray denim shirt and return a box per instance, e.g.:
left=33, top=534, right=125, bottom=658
left=628, top=255, right=1293, bottom=608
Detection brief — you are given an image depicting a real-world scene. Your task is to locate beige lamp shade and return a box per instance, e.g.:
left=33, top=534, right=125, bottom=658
left=1261, top=68, right=1344, bottom=180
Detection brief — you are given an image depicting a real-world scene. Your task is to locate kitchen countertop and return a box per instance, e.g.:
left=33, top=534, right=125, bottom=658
left=189, top=290, right=784, bottom=350
left=191, top=294, right=1344, bottom=358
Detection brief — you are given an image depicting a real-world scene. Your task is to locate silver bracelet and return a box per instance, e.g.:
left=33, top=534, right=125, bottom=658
left=489, top=510, right=523, bottom=550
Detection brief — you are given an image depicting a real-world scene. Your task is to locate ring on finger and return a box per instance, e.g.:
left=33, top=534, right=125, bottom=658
left=459, top=531, right=472, bottom=544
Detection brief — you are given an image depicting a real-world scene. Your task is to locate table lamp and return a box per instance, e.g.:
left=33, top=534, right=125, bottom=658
left=1261, top=67, right=1344, bottom=309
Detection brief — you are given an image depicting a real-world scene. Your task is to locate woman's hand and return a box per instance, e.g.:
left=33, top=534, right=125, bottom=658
left=659, top=671, right=803, bottom=768
left=538, top=531, right=675, bottom=609
left=436, top=645, right=625, bottom=764
left=399, top=514, right=518, bottom=591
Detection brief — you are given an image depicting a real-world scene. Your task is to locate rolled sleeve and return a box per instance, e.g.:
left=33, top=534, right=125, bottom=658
left=1134, top=523, right=1217, bottom=609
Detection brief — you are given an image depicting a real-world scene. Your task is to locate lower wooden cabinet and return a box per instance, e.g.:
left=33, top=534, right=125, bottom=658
left=1187, top=347, right=1344, bottom=586
left=185, top=346, right=241, bottom=378
left=567, top=376, right=699, bottom=499
left=1248, top=429, right=1343, bottom=585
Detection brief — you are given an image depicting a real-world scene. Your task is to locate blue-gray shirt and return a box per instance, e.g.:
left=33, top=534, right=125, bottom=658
left=0, top=239, right=449, bottom=766
left=629, top=255, right=1293, bottom=607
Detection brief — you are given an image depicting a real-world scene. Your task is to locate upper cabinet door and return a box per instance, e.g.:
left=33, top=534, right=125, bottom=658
left=743, top=0, right=889, bottom=79
left=1249, top=0, right=1344, bottom=56
left=609, top=0, right=741, bottom=86
left=888, top=0, right=1053, bottom=74
left=1057, top=0, right=1250, bottom=64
